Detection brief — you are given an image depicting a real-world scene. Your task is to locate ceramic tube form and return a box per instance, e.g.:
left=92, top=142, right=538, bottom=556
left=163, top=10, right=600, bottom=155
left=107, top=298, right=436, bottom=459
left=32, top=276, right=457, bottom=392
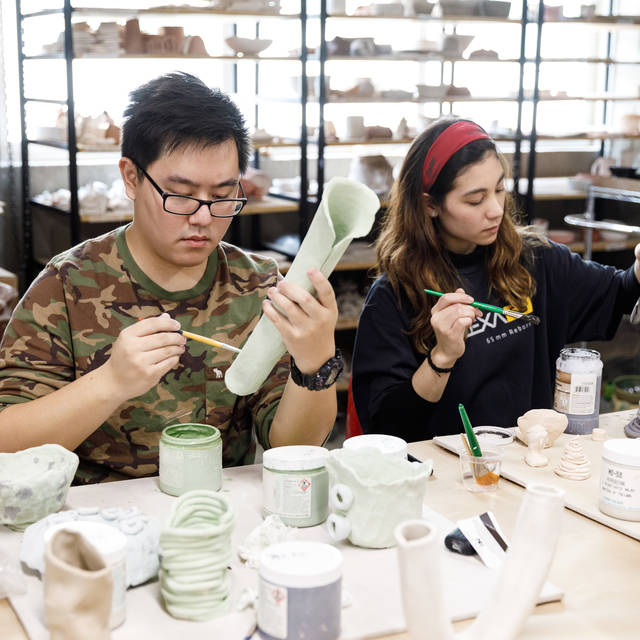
left=466, top=483, right=565, bottom=640
left=394, top=520, right=455, bottom=640
left=395, top=483, right=565, bottom=640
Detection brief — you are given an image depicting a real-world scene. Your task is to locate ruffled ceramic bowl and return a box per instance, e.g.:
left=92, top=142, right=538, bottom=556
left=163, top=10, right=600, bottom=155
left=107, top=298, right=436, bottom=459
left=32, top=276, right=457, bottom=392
left=0, top=444, right=79, bottom=531
left=225, top=36, right=273, bottom=56
left=515, top=409, right=568, bottom=448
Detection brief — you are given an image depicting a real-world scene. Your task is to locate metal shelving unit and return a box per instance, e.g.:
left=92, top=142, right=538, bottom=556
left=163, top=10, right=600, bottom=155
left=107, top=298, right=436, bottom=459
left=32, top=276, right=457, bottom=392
left=15, top=0, right=311, bottom=284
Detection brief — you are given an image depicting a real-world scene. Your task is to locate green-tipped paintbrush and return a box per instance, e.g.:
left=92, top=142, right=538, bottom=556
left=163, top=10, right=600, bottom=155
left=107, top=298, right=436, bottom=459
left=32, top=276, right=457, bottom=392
left=424, top=289, right=541, bottom=325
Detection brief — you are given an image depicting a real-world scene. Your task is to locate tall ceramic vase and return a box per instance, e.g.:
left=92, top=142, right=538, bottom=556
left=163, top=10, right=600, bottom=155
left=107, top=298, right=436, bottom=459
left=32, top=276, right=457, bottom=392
left=395, top=483, right=565, bottom=640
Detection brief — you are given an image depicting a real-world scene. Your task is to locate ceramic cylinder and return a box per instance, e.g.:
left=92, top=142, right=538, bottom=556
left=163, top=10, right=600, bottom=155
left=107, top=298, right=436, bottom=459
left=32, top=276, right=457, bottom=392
left=159, top=423, right=222, bottom=496
left=258, top=541, right=342, bottom=640
left=553, top=348, right=602, bottom=434
left=263, top=445, right=329, bottom=527
left=599, top=439, right=640, bottom=521
left=345, top=115, right=365, bottom=139
left=45, top=521, right=127, bottom=629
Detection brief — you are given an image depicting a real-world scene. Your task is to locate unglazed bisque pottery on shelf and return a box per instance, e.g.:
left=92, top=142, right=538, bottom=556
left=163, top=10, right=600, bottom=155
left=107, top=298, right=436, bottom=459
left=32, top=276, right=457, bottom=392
left=395, top=483, right=565, bottom=640
left=20, top=506, right=160, bottom=587
left=0, top=444, right=79, bottom=531
left=325, top=448, right=430, bottom=548
left=224, top=35, right=272, bottom=55
left=515, top=409, right=568, bottom=448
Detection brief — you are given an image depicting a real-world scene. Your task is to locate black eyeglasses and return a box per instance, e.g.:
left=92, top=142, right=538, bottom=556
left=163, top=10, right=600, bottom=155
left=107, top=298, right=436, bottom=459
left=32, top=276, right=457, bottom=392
left=133, top=161, right=247, bottom=218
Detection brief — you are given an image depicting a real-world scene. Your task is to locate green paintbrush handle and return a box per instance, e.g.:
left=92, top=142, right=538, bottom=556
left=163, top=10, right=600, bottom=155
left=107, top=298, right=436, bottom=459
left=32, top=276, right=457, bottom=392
left=424, top=289, right=505, bottom=315
left=458, top=403, right=483, bottom=457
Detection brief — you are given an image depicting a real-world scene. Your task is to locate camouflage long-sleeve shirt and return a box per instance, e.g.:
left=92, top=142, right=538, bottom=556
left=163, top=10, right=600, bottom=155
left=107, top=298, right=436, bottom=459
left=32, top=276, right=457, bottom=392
left=0, top=225, right=289, bottom=484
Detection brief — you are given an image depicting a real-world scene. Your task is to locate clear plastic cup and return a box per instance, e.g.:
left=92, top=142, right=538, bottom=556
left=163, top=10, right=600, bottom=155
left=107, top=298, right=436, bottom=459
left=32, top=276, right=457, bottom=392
left=459, top=448, right=503, bottom=493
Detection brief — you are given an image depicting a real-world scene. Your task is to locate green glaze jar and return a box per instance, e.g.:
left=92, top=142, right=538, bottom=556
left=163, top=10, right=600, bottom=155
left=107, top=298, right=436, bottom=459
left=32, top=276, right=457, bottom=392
left=262, top=445, right=329, bottom=528
left=159, top=423, right=222, bottom=497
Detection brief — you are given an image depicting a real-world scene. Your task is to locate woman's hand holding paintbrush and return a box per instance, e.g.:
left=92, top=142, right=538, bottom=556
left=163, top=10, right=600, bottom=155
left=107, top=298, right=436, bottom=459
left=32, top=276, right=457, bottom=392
left=425, top=288, right=541, bottom=325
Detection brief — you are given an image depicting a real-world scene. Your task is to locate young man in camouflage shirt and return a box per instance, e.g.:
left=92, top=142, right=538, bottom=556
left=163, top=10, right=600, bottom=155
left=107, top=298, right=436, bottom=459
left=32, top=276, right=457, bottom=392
left=0, top=73, right=340, bottom=483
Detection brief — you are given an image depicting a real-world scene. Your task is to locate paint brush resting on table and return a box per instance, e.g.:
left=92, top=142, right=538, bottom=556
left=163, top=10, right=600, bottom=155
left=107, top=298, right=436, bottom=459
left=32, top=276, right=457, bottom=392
left=458, top=404, right=499, bottom=487
left=424, top=289, right=541, bottom=325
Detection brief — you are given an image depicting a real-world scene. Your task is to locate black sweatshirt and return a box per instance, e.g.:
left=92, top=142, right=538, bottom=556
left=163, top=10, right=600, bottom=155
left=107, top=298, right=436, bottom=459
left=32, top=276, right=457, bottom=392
left=352, top=242, right=640, bottom=442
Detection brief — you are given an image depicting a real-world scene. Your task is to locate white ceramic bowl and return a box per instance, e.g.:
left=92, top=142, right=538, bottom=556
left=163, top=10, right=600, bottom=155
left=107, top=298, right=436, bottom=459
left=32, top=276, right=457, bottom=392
left=440, top=34, right=475, bottom=57
left=225, top=36, right=273, bottom=56
left=0, top=444, right=79, bottom=530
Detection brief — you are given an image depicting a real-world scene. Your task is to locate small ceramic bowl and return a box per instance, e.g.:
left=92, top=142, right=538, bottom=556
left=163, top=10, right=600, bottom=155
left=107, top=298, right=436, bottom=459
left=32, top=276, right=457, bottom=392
left=0, top=444, right=78, bottom=531
left=440, top=34, right=475, bottom=57
left=224, top=36, right=273, bottom=56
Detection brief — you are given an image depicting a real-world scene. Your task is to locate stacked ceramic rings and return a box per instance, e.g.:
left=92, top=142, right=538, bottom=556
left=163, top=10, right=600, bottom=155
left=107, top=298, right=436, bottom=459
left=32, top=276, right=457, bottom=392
left=159, top=490, right=235, bottom=620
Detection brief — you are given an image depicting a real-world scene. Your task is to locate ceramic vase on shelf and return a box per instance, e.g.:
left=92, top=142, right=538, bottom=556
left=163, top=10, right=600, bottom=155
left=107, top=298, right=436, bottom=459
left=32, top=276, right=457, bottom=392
left=395, top=483, right=565, bottom=640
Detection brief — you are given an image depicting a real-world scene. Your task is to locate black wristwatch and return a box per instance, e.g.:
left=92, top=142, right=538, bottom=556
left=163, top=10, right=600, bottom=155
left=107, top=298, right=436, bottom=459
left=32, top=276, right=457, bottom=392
left=290, top=349, right=344, bottom=391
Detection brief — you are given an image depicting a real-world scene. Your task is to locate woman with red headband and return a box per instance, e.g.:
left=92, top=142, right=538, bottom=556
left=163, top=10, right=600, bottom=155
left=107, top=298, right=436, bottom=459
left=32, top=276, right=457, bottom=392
left=351, top=118, right=640, bottom=441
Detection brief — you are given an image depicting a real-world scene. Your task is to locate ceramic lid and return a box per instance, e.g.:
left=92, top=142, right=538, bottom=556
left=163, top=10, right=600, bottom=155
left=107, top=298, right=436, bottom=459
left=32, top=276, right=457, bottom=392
left=263, top=445, right=328, bottom=471
left=343, top=434, right=408, bottom=458
left=259, top=541, right=342, bottom=588
left=603, top=439, right=640, bottom=467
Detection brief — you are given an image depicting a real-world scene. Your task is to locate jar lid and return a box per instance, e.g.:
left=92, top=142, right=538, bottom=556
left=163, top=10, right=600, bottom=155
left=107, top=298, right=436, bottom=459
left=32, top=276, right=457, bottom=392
left=263, top=445, right=328, bottom=471
left=44, top=521, right=127, bottom=563
left=259, top=541, right=342, bottom=588
left=559, top=348, right=600, bottom=360
left=342, top=434, right=408, bottom=459
left=603, top=438, right=640, bottom=466
left=161, top=423, right=221, bottom=444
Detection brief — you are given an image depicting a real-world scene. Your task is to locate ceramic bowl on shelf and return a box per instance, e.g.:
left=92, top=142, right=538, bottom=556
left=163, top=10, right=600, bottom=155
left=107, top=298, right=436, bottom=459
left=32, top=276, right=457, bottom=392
left=416, top=83, right=447, bottom=99
left=439, top=0, right=475, bottom=16
left=224, top=36, right=273, bottom=56
left=440, top=34, right=475, bottom=57
left=412, top=0, right=435, bottom=15
left=478, top=0, right=511, bottom=17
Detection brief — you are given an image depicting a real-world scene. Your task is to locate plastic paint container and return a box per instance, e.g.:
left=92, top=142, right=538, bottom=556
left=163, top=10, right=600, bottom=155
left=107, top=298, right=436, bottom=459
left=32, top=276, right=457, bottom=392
left=553, top=348, right=602, bottom=434
left=258, top=541, right=342, bottom=640
left=599, top=439, right=640, bottom=521
left=342, top=433, right=408, bottom=459
left=262, top=446, right=329, bottom=527
left=159, top=423, right=222, bottom=496
left=45, top=521, right=127, bottom=629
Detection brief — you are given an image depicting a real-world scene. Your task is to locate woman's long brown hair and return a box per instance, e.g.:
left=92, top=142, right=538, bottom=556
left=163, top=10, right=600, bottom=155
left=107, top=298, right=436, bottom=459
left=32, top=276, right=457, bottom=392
left=376, top=118, right=544, bottom=354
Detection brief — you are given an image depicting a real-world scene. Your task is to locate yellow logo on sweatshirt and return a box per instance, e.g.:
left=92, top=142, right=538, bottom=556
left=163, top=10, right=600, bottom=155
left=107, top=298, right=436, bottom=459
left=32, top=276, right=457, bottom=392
left=503, top=297, right=533, bottom=323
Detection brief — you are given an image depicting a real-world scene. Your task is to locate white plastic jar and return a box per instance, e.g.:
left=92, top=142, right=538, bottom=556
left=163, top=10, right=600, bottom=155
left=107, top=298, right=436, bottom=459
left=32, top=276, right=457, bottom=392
left=258, top=541, right=342, bottom=640
left=553, top=348, right=602, bottom=434
left=599, top=438, right=640, bottom=521
left=262, top=445, right=329, bottom=527
left=45, top=521, right=127, bottom=628
left=342, top=433, right=408, bottom=459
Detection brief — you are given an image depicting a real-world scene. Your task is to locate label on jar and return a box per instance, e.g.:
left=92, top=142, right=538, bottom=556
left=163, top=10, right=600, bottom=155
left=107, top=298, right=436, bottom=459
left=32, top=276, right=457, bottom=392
left=553, top=371, right=598, bottom=415
left=258, top=578, right=288, bottom=639
left=600, top=462, right=640, bottom=511
left=263, top=471, right=313, bottom=518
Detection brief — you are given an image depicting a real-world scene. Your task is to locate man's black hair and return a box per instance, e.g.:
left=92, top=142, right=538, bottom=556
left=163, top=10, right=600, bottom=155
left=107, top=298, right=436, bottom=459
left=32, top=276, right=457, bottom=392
left=121, top=72, right=250, bottom=174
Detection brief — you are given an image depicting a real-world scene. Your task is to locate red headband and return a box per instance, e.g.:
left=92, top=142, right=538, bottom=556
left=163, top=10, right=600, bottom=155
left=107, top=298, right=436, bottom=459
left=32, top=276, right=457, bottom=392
left=421, top=121, right=490, bottom=193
